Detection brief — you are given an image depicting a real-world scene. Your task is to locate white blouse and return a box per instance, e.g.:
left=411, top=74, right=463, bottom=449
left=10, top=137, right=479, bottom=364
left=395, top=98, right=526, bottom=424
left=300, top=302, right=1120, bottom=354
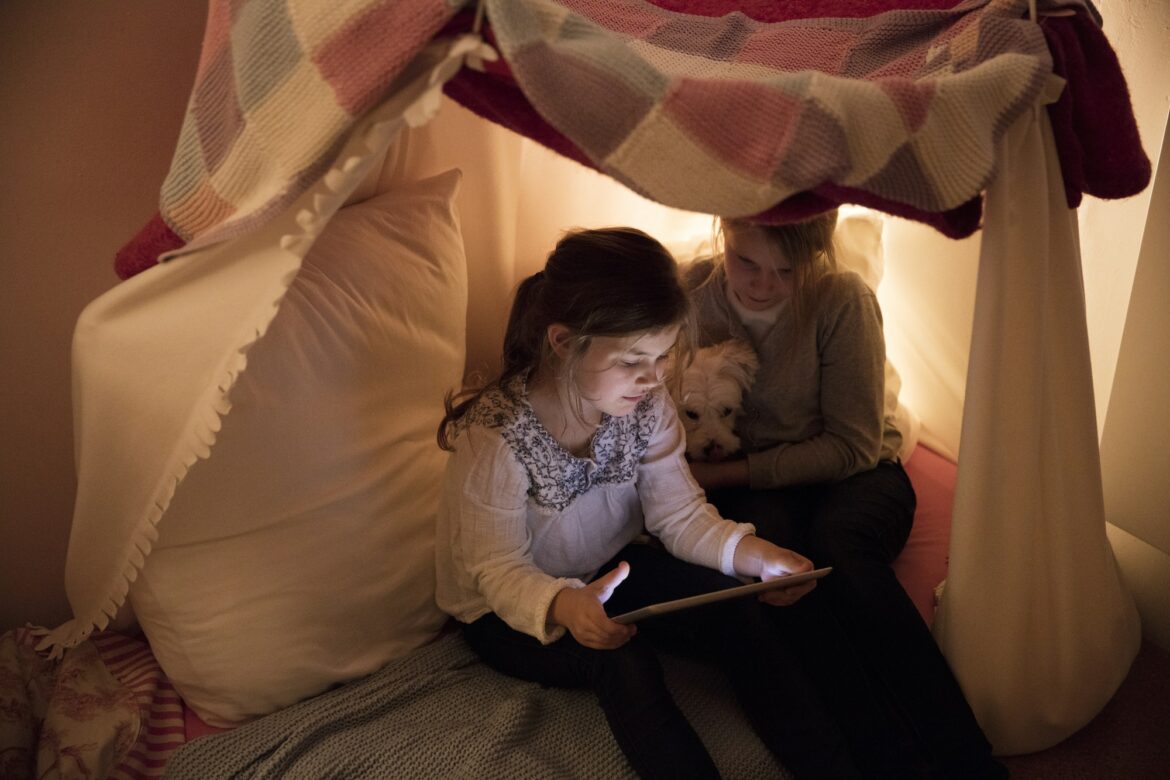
left=435, top=374, right=755, bottom=644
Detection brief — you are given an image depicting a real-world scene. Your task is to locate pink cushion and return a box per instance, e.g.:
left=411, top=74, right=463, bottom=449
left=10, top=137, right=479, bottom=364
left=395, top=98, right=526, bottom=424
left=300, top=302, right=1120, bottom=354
left=183, top=705, right=229, bottom=742
left=893, top=445, right=957, bottom=626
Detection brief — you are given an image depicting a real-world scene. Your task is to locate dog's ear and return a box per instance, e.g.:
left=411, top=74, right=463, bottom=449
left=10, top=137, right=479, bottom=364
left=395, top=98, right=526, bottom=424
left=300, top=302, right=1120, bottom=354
left=716, top=340, right=760, bottom=391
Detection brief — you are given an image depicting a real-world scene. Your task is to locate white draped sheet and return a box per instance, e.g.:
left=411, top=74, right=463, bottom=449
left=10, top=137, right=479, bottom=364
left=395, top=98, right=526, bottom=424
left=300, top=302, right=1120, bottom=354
left=932, top=104, right=1141, bottom=754
left=35, top=38, right=476, bottom=654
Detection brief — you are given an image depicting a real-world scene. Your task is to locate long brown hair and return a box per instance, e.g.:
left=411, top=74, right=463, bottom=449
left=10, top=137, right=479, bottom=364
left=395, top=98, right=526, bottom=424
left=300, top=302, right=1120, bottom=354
left=437, top=227, right=692, bottom=451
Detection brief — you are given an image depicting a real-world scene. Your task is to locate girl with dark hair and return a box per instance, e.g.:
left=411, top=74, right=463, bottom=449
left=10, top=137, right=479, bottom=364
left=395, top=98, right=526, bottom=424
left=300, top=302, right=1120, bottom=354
left=435, top=227, right=863, bottom=779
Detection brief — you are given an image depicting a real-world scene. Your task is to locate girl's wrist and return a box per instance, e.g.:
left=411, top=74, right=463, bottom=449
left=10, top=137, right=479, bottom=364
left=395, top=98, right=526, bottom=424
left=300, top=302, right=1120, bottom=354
left=732, top=535, right=766, bottom=578
left=548, top=586, right=573, bottom=628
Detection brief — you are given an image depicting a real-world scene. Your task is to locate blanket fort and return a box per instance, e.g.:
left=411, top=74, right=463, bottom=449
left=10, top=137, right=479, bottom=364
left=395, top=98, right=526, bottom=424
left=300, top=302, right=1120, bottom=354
left=49, top=0, right=1147, bottom=759
left=114, top=0, right=1147, bottom=277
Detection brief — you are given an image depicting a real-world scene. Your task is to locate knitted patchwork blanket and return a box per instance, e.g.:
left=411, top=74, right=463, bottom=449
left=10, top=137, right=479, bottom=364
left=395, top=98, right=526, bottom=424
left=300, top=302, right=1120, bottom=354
left=114, top=0, right=1147, bottom=279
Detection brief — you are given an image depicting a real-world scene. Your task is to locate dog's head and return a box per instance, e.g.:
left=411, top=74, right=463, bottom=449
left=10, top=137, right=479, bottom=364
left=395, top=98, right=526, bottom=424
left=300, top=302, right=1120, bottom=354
left=673, top=340, right=759, bottom=462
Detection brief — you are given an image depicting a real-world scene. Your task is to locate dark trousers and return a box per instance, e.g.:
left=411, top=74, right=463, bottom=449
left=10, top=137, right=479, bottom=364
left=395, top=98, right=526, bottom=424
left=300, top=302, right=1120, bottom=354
left=709, top=460, right=1000, bottom=779
left=463, top=542, right=861, bottom=780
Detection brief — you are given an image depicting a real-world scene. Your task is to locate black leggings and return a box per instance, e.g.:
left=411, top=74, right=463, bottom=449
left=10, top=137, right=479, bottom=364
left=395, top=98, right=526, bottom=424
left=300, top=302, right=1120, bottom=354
left=709, top=460, right=997, bottom=777
left=463, top=542, right=860, bottom=780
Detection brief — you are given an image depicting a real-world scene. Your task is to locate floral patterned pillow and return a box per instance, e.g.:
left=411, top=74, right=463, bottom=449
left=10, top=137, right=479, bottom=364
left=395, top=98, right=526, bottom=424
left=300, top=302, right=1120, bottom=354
left=1, top=628, right=136, bottom=778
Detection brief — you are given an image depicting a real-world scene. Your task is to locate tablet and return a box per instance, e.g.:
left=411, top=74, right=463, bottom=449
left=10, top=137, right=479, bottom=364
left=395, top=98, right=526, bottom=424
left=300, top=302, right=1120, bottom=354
left=610, top=567, right=832, bottom=625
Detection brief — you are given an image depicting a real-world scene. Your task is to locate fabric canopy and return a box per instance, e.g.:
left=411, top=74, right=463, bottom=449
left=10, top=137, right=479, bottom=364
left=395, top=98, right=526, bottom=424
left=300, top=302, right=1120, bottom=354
left=113, top=0, right=1148, bottom=278
left=49, top=0, right=1147, bottom=757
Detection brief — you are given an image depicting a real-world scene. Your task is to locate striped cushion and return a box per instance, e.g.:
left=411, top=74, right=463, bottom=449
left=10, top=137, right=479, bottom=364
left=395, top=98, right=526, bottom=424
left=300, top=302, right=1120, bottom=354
left=91, top=632, right=187, bottom=779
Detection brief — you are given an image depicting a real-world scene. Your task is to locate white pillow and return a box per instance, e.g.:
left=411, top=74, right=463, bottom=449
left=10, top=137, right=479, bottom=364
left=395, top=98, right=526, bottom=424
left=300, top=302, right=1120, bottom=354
left=129, top=169, right=467, bottom=725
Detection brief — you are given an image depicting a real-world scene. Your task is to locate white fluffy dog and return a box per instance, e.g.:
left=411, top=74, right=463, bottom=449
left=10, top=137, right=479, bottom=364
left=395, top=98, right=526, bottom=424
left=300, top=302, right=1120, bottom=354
left=673, top=340, right=759, bottom=462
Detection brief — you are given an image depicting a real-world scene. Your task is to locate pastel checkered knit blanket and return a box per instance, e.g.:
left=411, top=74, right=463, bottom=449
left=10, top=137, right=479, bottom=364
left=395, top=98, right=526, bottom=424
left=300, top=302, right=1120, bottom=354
left=114, top=0, right=1148, bottom=278
left=144, top=0, right=462, bottom=261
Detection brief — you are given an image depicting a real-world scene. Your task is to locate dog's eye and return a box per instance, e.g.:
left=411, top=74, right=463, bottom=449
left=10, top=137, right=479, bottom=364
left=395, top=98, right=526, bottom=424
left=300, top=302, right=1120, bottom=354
left=684, top=410, right=699, bottom=421
left=719, top=407, right=733, bottom=417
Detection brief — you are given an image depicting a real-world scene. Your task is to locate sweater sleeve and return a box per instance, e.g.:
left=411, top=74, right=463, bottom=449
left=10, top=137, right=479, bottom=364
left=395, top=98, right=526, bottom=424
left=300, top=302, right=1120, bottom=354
left=449, top=425, right=585, bottom=643
left=747, top=275, right=887, bottom=488
left=638, top=391, right=755, bottom=576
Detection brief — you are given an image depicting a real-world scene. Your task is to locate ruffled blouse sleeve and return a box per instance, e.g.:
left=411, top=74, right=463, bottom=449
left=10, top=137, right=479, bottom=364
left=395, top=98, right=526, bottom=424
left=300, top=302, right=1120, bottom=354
left=443, top=424, right=585, bottom=643
left=637, top=390, right=754, bottom=576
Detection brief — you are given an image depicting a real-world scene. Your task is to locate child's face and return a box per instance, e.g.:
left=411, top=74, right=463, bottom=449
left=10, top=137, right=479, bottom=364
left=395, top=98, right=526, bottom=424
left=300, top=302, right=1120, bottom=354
left=573, top=327, right=679, bottom=420
left=723, top=226, right=794, bottom=310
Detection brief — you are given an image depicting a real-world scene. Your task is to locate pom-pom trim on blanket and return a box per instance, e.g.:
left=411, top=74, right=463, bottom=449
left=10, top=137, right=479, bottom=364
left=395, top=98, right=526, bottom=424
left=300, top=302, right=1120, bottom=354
left=35, top=35, right=490, bottom=659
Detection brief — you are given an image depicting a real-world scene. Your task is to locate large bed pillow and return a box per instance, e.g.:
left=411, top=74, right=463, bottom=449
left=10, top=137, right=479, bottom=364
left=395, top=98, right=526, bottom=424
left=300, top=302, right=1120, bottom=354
left=128, top=169, right=467, bottom=726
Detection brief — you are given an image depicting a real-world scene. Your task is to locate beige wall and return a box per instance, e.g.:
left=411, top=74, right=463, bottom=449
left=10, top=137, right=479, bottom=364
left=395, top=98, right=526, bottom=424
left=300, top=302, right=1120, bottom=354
left=0, top=2, right=207, bottom=630
left=1101, top=117, right=1170, bottom=650
left=1079, top=0, right=1170, bottom=434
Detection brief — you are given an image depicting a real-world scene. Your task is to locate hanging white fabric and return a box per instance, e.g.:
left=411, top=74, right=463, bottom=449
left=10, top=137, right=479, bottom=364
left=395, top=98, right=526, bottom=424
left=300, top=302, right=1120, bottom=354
left=933, top=98, right=1141, bottom=754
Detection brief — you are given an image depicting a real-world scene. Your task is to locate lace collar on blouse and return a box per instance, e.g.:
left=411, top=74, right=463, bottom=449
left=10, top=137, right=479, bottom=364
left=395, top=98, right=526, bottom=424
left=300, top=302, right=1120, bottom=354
left=459, top=373, right=659, bottom=512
